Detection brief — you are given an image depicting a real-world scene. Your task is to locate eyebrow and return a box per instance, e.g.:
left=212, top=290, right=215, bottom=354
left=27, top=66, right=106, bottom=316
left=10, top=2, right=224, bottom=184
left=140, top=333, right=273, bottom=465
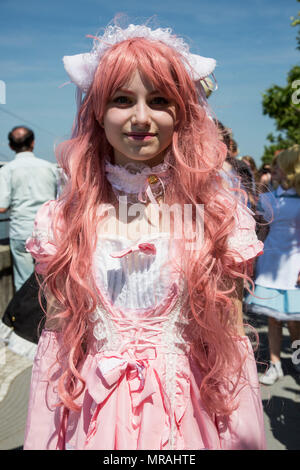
left=116, top=88, right=161, bottom=96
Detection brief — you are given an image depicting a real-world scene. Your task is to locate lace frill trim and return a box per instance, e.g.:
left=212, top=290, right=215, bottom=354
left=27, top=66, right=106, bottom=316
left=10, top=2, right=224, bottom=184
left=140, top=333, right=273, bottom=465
left=90, top=294, right=189, bottom=355
left=105, top=160, right=170, bottom=193
left=63, top=24, right=216, bottom=93
left=105, top=160, right=172, bottom=204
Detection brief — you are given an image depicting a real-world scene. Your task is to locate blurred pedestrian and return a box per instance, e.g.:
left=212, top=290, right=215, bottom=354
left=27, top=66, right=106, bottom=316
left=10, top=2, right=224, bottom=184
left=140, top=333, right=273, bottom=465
left=0, top=126, right=57, bottom=291
left=228, top=136, right=239, bottom=158
left=257, top=163, right=272, bottom=192
left=241, top=155, right=258, bottom=181
left=215, top=121, right=256, bottom=209
left=246, top=145, right=300, bottom=384
left=234, top=159, right=257, bottom=210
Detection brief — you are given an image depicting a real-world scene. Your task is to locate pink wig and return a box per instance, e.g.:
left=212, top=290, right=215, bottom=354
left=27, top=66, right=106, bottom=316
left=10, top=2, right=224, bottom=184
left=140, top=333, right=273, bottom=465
left=45, top=37, right=251, bottom=416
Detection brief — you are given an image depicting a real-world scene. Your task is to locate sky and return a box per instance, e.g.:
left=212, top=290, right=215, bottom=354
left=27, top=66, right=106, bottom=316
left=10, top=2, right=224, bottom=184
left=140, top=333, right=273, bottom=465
left=0, top=0, right=299, bottom=167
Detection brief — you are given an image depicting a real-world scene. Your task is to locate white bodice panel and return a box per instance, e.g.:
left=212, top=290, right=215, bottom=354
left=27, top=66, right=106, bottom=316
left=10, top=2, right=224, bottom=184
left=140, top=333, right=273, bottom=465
left=92, top=234, right=178, bottom=314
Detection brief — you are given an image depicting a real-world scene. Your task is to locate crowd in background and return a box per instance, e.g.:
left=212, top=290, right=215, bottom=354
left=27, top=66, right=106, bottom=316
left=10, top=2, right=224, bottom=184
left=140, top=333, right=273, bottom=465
left=218, top=122, right=300, bottom=386
left=216, top=120, right=279, bottom=209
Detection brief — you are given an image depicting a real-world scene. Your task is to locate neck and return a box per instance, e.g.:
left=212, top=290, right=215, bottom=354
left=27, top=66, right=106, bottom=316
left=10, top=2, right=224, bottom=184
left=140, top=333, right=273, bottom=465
left=15, top=149, right=33, bottom=154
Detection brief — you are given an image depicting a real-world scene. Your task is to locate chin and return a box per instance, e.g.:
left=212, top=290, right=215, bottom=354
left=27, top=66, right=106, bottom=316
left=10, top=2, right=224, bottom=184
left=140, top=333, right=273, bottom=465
left=125, top=153, right=165, bottom=165
left=131, top=155, right=159, bottom=161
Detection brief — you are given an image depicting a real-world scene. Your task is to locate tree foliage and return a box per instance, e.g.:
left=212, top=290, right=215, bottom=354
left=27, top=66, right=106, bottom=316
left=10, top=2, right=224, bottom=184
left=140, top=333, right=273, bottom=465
left=291, top=0, right=300, bottom=50
left=261, top=2, right=300, bottom=164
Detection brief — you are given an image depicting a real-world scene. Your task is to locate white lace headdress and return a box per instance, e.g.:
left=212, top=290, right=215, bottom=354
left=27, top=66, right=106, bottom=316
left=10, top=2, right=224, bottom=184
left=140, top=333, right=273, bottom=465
left=63, top=23, right=217, bottom=100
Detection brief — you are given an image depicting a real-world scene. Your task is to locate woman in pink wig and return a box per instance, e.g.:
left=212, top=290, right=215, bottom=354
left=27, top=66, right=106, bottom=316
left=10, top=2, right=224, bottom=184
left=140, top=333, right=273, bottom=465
left=23, top=22, right=265, bottom=450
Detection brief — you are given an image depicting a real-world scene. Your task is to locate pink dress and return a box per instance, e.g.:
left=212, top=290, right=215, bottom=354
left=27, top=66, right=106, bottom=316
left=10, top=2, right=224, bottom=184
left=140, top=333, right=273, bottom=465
left=23, top=200, right=266, bottom=450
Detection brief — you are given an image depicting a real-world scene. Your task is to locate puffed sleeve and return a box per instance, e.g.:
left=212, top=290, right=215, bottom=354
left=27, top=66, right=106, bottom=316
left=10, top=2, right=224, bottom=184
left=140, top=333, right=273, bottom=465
left=216, top=336, right=266, bottom=450
left=227, top=201, right=264, bottom=263
left=23, top=329, right=65, bottom=450
left=25, top=200, right=59, bottom=275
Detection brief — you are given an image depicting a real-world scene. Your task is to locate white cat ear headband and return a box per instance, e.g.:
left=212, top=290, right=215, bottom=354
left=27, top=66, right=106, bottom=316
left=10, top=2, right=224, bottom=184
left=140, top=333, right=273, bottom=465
left=63, top=24, right=217, bottom=97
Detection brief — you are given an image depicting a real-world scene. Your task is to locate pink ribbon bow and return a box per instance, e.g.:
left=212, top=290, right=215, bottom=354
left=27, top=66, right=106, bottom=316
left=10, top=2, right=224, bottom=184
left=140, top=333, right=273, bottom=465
left=84, top=354, right=157, bottom=448
left=110, top=242, right=156, bottom=258
left=98, top=356, right=147, bottom=392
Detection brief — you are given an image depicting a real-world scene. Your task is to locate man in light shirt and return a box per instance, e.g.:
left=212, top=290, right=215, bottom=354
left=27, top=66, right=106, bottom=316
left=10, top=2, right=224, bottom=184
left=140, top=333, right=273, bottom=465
left=0, top=126, right=57, bottom=291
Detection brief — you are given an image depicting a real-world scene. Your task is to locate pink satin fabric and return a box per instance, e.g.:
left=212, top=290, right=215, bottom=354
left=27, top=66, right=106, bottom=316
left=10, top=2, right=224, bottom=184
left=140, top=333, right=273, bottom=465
left=23, top=329, right=266, bottom=450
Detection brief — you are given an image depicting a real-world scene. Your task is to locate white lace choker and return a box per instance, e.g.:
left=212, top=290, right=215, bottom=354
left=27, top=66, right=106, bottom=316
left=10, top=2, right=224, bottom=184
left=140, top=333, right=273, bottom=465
left=105, top=160, right=171, bottom=204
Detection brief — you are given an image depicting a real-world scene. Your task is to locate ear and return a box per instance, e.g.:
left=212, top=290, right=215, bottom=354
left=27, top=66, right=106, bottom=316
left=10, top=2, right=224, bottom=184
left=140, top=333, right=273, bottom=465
left=174, top=117, right=181, bottom=130
left=97, top=118, right=104, bottom=128
left=173, top=105, right=180, bottom=129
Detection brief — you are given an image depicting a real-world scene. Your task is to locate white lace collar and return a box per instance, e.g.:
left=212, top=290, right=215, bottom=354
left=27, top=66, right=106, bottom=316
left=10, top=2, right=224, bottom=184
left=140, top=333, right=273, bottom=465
left=105, top=160, right=172, bottom=204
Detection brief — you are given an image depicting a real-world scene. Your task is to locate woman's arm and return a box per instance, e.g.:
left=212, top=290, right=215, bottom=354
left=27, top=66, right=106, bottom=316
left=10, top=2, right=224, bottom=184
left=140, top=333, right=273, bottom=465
left=224, top=277, right=246, bottom=337
left=231, top=278, right=246, bottom=337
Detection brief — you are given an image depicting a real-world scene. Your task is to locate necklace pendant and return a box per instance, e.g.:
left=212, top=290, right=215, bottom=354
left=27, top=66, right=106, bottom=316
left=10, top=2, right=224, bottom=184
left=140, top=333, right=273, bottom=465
left=148, top=174, right=159, bottom=185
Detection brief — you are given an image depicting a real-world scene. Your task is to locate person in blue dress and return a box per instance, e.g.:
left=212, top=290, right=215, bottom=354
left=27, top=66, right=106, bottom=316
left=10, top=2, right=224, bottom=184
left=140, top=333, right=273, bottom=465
left=247, top=145, right=300, bottom=385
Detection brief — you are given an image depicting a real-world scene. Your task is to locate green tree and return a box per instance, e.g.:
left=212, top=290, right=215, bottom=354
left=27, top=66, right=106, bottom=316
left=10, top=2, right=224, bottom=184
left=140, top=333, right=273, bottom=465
left=291, top=1, right=300, bottom=50
left=261, top=3, right=300, bottom=164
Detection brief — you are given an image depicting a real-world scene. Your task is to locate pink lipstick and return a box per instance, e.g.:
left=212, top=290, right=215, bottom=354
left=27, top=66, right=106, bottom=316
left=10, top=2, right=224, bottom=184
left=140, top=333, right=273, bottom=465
left=125, top=132, right=157, bottom=141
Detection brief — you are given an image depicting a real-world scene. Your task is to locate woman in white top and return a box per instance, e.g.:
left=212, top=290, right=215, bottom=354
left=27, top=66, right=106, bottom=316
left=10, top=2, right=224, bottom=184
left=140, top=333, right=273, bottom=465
left=247, top=145, right=300, bottom=384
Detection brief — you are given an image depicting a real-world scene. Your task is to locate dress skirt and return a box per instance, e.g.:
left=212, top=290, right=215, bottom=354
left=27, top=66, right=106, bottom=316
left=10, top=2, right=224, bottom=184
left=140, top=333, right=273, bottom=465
left=23, top=329, right=266, bottom=450
left=246, top=285, right=300, bottom=321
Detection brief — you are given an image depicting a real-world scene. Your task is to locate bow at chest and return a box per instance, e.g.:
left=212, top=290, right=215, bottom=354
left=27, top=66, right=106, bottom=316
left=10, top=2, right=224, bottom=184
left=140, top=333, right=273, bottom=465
left=110, top=242, right=156, bottom=258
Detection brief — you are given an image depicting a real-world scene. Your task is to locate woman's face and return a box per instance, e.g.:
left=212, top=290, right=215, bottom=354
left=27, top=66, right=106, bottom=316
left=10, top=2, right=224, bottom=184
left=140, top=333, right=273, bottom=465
left=103, top=70, right=177, bottom=167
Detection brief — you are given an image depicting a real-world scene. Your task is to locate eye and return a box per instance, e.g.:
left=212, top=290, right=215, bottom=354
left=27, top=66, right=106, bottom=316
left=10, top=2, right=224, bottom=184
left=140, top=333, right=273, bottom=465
left=150, top=96, right=170, bottom=106
left=112, top=96, right=132, bottom=105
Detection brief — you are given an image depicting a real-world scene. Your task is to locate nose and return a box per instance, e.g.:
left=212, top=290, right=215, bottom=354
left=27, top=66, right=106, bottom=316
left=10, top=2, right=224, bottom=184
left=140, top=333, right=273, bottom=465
left=131, top=101, right=151, bottom=127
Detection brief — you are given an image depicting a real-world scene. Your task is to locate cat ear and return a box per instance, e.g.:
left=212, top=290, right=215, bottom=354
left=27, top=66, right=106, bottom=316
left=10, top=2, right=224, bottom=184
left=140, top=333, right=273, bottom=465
left=63, top=53, right=97, bottom=93
left=187, top=54, right=216, bottom=81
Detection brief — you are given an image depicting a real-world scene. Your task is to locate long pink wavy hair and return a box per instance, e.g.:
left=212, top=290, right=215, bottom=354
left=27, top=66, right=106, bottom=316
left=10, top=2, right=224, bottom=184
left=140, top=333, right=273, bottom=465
left=44, top=36, right=252, bottom=417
